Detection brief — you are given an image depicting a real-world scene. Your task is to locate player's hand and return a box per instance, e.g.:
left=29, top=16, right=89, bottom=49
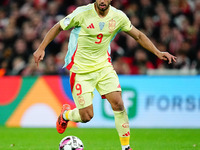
left=157, top=52, right=177, bottom=64
left=33, top=49, right=45, bottom=67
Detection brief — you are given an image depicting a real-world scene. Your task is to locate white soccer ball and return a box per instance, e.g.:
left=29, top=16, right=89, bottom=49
left=59, top=136, right=84, bottom=150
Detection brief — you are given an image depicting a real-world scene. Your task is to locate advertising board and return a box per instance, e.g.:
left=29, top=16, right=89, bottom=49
left=0, top=76, right=200, bottom=128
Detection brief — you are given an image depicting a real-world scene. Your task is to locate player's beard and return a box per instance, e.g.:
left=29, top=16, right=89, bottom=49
left=96, top=2, right=110, bottom=11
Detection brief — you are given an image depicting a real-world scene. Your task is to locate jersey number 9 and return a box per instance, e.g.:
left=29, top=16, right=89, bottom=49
left=95, top=33, right=103, bottom=44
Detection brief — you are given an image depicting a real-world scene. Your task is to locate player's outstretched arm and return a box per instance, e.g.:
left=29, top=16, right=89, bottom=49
left=126, top=26, right=177, bottom=64
left=33, top=22, right=63, bottom=66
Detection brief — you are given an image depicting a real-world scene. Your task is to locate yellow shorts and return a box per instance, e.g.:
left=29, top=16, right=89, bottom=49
left=70, top=66, right=121, bottom=109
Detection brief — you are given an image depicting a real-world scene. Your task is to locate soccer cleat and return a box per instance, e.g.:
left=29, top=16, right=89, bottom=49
left=125, top=146, right=132, bottom=150
left=56, top=104, right=71, bottom=134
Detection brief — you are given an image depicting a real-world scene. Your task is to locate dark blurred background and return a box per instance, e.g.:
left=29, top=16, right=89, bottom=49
left=0, top=0, right=200, bottom=76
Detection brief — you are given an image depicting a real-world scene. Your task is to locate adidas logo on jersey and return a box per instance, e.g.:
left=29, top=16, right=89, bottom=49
left=87, top=23, right=95, bottom=29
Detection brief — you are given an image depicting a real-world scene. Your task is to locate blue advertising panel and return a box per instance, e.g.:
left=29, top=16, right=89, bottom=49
left=79, top=76, right=200, bottom=128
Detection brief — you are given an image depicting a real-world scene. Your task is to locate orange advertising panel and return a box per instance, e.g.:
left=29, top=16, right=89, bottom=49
left=0, top=76, right=77, bottom=127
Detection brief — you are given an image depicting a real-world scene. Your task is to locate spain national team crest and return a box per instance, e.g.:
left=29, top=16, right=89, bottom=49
left=78, top=95, right=85, bottom=106
left=109, top=19, right=116, bottom=33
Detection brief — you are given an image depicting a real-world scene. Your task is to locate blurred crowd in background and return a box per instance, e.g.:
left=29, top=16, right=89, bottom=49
left=0, top=0, right=200, bottom=76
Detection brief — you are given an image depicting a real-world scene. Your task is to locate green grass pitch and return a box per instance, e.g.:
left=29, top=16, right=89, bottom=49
left=0, top=127, right=200, bottom=150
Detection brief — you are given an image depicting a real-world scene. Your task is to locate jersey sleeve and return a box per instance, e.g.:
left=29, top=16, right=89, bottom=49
left=120, top=13, right=133, bottom=32
left=59, top=8, right=82, bottom=30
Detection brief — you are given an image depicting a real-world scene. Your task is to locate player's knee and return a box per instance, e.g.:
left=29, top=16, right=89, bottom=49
left=79, top=104, right=94, bottom=123
left=111, top=100, right=124, bottom=111
left=80, top=112, right=93, bottom=123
